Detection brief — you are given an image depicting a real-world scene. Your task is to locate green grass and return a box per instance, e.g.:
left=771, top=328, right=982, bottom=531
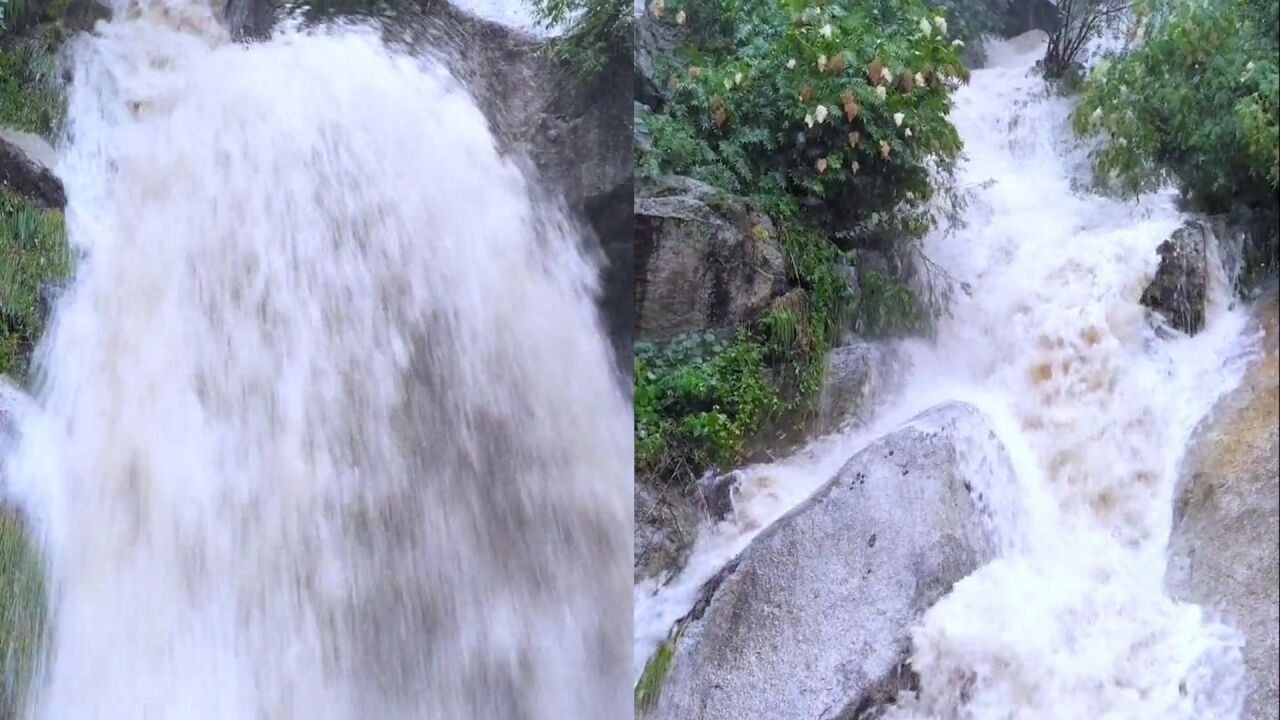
left=0, top=510, right=44, bottom=718
left=0, top=31, right=64, bottom=137
left=634, top=639, right=676, bottom=714
left=0, top=187, right=70, bottom=379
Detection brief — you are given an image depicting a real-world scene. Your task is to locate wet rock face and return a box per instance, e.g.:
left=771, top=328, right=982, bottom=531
left=817, top=343, right=904, bottom=434
left=1167, top=288, right=1279, bottom=720
left=635, top=176, right=788, bottom=342
left=222, top=0, right=633, bottom=361
left=634, top=476, right=702, bottom=583
left=0, top=133, right=64, bottom=208
left=651, top=402, right=1011, bottom=720
left=1141, top=220, right=1209, bottom=335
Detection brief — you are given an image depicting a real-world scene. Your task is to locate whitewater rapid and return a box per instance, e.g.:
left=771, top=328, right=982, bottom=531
left=634, top=33, right=1258, bottom=719
left=4, top=2, right=631, bottom=719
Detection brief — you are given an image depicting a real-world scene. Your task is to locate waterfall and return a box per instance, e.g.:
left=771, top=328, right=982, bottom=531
left=635, top=32, right=1257, bottom=719
left=4, top=2, right=631, bottom=718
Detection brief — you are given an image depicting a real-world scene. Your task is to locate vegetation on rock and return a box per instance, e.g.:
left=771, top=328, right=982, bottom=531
left=0, top=26, right=63, bottom=137
left=635, top=0, right=959, bottom=481
left=0, top=188, right=67, bottom=378
left=0, top=511, right=44, bottom=718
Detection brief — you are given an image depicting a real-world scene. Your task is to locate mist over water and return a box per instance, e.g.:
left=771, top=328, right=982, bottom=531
left=4, top=2, right=631, bottom=718
left=635, top=33, right=1258, bottom=719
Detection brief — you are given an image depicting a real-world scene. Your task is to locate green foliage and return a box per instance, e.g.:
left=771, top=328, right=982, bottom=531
left=637, top=0, right=966, bottom=231
left=1073, top=0, right=1279, bottom=223
left=0, top=510, right=44, bottom=718
left=0, top=188, right=70, bottom=379
left=635, top=333, right=778, bottom=477
left=527, top=0, right=630, bottom=77
left=634, top=639, right=676, bottom=714
left=0, top=32, right=63, bottom=137
left=632, top=222, right=926, bottom=479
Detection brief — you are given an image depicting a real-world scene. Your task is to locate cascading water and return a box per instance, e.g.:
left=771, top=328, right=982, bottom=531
left=3, top=2, right=631, bottom=718
left=634, top=32, right=1260, bottom=718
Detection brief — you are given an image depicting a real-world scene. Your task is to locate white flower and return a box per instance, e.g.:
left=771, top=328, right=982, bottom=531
left=787, top=58, right=797, bottom=69
left=675, top=9, right=685, bottom=25
left=882, top=68, right=894, bottom=85
left=1090, top=107, right=1103, bottom=124
left=934, top=16, right=947, bottom=36
left=951, top=39, right=964, bottom=48
left=919, top=17, right=932, bottom=36
left=724, top=78, right=733, bottom=89
left=1246, top=61, right=1256, bottom=71
left=893, top=112, right=905, bottom=127
left=915, top=72, right=925, bottom=88
left=815, top=105, right=829, bottom=123
left=818, top=54, right=828, bottom=72
left=734, top=72, right=743, bottom=85
left=905, top=128, right=913, bottom=137
left=805, top=113, right=815, bottom=128
left=851, top=161, right=860, bottom=174
left=875, top=85, right=887, bottom=101
left=819, top=23, right=833, bottom=39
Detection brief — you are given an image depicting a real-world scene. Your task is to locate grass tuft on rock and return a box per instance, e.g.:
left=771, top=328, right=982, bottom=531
left=0, top=509, right=44, bottom=718
left=634, top=638, right=676, bottom=714
left=0, top=187, right=69, bottom=379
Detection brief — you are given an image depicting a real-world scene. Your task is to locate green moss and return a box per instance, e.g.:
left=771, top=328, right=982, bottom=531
left=0, top=509, right=44, bottom=718
left=634, top=639, right=676, bottom=714
left=0, top=188, right=70, bottom=379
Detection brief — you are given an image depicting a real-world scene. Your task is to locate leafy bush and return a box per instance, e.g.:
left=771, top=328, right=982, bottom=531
left=1072, top=0, right=1279, bottom=231
left=636, top=0, right=947, bottom=480
left=635, top=333, right=778, bottom=477
left=638, top=0, right=966, bottom=233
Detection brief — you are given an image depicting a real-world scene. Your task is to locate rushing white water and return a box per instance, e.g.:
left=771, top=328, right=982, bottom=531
left=3, top=3, right=631, bottom=719
left=634, top=32, right=1259, bottom=718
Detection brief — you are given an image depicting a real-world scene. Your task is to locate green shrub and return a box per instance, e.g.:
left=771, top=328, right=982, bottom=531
left=1072, top=0, right=1278, bottom=227
left=636, top=334, right=778, bottom=476
left=636, top=1, right=947, bottom=481
left=638, top=0, right=966, bottom=232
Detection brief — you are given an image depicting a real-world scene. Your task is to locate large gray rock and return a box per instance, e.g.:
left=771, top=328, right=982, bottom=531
left=634, top=11, right=681, bottom=108
left=636, top=176, right=788, bottom=342
left=1167, top=288, right=1278, bottom=720
left=0, top=130, right=63, bottom=208
left=651, top=402, right=1010, bottom=720
left=1142, top=220, right=1209, bottom=335
left=817, top=342, right=904, bottom=434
